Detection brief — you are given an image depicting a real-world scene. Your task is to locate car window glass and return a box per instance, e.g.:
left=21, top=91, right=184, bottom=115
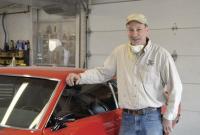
left=0, top=75, right=58, bottom=129
left=52, top=83, right=117, bottom=121
left=80, top=83, right=117, bottom=110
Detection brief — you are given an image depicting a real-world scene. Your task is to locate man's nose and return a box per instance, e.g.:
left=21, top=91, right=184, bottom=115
left=130, top=30, right=138, bottom=36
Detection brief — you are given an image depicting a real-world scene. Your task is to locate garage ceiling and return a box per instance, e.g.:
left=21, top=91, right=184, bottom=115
left=0, top=0, right=79, bottom=8
left=0, top=0, right=88, bottom=16
left=0, top=0, right=140, bottom=9
left=0, top=0, right=141, bottom=15
left=0, top=1, right=20, bottom=10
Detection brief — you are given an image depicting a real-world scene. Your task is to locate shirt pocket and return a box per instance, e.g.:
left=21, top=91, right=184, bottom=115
left=139, top=63, right=160, bottom=85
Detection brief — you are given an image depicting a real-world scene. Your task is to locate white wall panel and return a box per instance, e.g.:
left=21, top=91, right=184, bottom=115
left=90, top=0, right=200, bottom=31
left=172, top=111, right=200, bottom=135
left=181, top=84, right=200, bottom=111
left=0, top=13, right=32, bottom=49
left=176, top=56, right=200, bottom=84
left=89, top=31, right=127, bottom=54
left=6, top=14, right=32, bottom=41
left=89, top=29, right=200, bottom=74
left=89, top=0, right=200, bottom=68
left=88, top=55, right=107, bottom=68
left=150, top=29, right=200, bottom=56
left=89, top=0, right=200, bottom=134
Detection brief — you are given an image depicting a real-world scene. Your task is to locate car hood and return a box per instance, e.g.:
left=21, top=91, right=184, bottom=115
left=0, top=126, right=42, bottom=135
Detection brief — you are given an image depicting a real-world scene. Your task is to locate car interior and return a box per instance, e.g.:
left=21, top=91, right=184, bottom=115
left=47, top=83, right=117, bottom=128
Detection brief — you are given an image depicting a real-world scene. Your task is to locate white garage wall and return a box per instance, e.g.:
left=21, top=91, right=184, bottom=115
left=0, top=12, right=32, bottom=48
left=88, top=0, right=200, bottom=134
left=0, top=10, right=33, bottom=64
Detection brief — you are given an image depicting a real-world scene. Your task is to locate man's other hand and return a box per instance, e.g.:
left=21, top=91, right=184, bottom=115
left=163, top=118, right=173, bottom=135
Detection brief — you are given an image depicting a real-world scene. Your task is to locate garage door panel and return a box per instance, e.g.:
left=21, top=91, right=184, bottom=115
left=88, top=32, right=200, bottom=85
left=181, top=84, right=200, bottom=111
left=176, top=57, right=200, bottom=84
left=88, top=1, right=200, bottom=134
left=90, top=0, right=200, bottom=31
left=172, top=111, right=200, bottom=135
left=89, top=29, right=200, bottom=55
left=151, top=29, right=200, bottom=56
left=89, top=31, right=127, bottom=54
left=88, top=55, right=107, bottom=68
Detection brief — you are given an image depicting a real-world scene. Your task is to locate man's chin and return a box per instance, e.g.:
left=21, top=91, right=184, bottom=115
left=130, top=41, right=141, bottom=45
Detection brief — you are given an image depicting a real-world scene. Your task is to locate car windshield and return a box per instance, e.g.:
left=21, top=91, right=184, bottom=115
left=0, top=75, right=58, bottom=129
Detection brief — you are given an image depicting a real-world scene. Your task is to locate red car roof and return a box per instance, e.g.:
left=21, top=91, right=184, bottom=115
left=0, top=66, right=84, bottom=80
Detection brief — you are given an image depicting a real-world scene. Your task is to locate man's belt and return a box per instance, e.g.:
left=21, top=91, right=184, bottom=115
left=123, top=107, right=160, bottom=115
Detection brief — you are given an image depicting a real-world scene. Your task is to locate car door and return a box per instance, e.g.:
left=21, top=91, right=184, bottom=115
left=43, top=82, right=121, bottom=135
left=43, top=116, right=108, bottom=135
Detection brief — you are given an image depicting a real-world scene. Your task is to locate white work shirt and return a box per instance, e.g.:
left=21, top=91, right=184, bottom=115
left=80, top=40, right=182, bottom=120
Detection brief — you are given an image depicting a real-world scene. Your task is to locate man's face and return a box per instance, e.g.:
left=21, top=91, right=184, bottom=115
left=126, top=21, right=149, bottom=46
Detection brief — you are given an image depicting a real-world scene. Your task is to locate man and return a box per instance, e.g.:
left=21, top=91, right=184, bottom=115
left=66, top=13, right=182, bottom=135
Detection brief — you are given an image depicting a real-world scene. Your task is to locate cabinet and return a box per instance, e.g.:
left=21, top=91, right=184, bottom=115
left=0, top=50, right=29, bottom=66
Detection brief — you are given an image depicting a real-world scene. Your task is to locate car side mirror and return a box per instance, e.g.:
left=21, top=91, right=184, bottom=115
left=51, top=113, right=75, bottom=131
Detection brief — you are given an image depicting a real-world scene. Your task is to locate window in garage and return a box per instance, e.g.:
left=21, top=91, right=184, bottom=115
left=34, top=10, right=76, bottom=67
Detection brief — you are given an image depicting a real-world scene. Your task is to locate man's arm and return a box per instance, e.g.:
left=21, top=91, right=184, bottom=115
left=66, top=48, right=117, bottom=86
left=161, top=50, right=183, bottom=134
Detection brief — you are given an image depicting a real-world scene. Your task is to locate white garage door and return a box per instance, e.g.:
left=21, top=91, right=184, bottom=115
left=88, top=0, right=200, bottom=134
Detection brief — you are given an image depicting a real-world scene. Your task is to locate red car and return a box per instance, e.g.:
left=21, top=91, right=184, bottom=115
left=0, top=67, right=122, bottom=135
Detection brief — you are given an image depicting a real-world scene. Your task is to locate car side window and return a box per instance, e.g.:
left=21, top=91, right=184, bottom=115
left=80, top=83, right=117, bottom=111
left=52, top=83, right=117, bottom=120
left=53, top=85, right=91, bottom=119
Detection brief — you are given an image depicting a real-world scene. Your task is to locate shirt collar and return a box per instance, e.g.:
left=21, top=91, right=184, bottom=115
left=144, top=38, right=152, bottom=53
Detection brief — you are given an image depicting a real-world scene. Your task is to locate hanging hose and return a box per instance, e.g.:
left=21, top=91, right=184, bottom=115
left=2, top=13, right=8, bottom=50
left=0, top=6, right=30, bottom=51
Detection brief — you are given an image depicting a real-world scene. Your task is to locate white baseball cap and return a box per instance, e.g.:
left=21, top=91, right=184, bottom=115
left=126, top=13, right=148, bottom=25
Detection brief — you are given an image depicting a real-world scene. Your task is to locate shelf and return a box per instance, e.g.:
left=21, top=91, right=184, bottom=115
left=0, top=50, right=29, bottom=66
left=0, top=51, right=24, bottom=58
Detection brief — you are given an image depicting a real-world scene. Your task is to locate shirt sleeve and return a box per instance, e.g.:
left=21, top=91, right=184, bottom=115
left=161, top=50, right=183, bottom=120
left=79, top=48, right=117, bottom=84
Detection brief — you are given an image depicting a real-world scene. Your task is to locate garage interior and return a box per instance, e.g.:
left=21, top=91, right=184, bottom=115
left=0, top=0, right=200, bottom=134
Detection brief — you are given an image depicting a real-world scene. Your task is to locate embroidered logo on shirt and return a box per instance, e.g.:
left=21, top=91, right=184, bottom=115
left=147, top=59, right=154, bottom=65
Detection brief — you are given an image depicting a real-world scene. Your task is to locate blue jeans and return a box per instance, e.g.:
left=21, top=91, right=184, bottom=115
left=119, top=109, right=163, bottom=135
